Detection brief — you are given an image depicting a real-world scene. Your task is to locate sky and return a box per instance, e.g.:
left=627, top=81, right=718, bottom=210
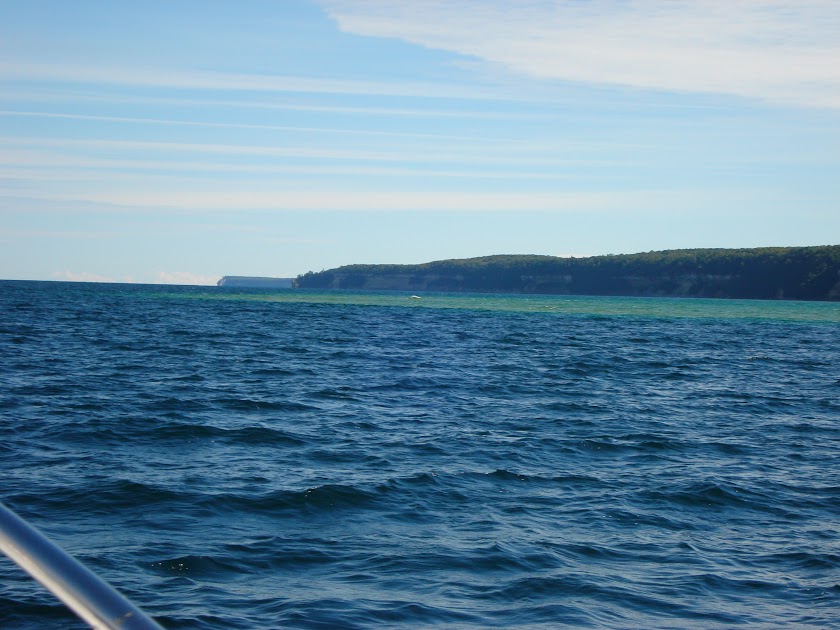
left=1, top=0, right=838, bottom=285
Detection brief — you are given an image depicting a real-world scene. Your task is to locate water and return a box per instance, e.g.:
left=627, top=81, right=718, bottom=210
left=1, top=280, right=839, bottom=628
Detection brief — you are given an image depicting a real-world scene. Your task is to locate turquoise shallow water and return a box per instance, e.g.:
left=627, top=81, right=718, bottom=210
left=178, top=287, right=840, bottom=322
left=1, top=281, right=839, bottom=628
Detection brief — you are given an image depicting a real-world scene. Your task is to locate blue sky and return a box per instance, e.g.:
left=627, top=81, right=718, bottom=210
left=1, top=0, right=838, bottom=284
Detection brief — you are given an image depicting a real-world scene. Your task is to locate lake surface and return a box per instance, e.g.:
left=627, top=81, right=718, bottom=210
left=1, top=281, right=839, bottom=628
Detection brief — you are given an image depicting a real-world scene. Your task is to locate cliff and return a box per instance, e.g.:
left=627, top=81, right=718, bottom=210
left=294, top=246, right=840, bottom=301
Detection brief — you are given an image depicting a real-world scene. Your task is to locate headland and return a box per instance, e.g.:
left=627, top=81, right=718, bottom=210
left=293, top=246, right=840, bottom=301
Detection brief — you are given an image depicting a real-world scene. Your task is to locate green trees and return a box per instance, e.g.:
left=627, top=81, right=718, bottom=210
left=295, top=246, right=840, bottom=300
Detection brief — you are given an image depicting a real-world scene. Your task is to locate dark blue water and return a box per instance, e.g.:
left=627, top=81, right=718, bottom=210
left=1, top=280, right=839, bottom=628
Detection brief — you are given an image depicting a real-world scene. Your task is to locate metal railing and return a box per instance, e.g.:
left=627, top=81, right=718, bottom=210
left=0, top=500, right=163, bottom=629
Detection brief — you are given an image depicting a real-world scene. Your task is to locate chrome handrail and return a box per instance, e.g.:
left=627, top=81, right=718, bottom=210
left=0, top=500, right=164, bottom=629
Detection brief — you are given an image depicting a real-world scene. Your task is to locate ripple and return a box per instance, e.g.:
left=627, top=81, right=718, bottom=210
left=2, top=280, right=839, bottom=629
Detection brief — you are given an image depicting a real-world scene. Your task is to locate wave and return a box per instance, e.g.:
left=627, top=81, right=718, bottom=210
left=4, top=282, right=840, bottom=629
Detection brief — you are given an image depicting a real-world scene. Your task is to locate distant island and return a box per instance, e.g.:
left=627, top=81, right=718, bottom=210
left=217, top=276, right=293, bottom=288
left=294, top=246, right=840, bottom=301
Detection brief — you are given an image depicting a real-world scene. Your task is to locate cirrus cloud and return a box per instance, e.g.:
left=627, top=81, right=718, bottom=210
left=320, top=0, right=840, bottom=108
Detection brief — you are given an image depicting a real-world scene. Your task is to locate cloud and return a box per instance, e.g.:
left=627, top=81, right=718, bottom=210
left=0, top=135, right=637, bottom=171
left=49, top=270, right=215, bottom=284
left=0, top=136, right=462, bottom=164
left=0, top=147, right=593, bottom=182
left=1, top=88, right=525, bottom=119
left=0, top=110, right=490, bottom=142
left=155, top=271, right=218, bottom=286
left=320, top=0, right=840, bottom=108
left=51, top=270, right=119, bottom=282
left=4, top=228, right=114, bottom=239
left=24, top=188, right=714, bottom=214
left=0, top=61, right=491, bottom=101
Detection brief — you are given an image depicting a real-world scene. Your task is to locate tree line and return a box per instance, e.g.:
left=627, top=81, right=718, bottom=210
left=294, top=246, right=840, bottom=301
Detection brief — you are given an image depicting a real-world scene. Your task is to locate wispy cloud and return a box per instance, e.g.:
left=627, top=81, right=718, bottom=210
left=51, top=270, right=123, bottom=283
left=0, top=62, right=493, bottom=101
left=0, top=110, right=495, bottom=142
left=0, top=88, right=531, bottom=119
left=48, top=270, right=215, bottom=285
left=0, top=136, right=462, bottom=164
left=0, top=136, right=647, bottom=169
left=0, top=146, right=603, bottom=182
left=321, top=0, right=840, bottom=109
left=3, top=228, right=114, bottom=239
left=0, top=163, right=580, bottom=182
left=20, top=188, right=716, bottom=214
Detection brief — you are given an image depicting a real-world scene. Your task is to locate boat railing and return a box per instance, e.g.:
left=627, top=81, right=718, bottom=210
left=0, top=500, right=164, bottom=629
